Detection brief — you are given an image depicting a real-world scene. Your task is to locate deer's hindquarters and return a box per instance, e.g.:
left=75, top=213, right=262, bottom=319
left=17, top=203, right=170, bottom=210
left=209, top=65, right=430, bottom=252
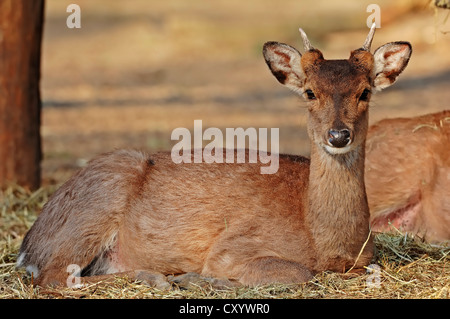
left=17, top=150, right=152, bottom=285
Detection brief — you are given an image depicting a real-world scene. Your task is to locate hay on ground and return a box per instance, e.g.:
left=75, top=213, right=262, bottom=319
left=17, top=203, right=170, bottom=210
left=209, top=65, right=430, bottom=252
left=1, top=186, right=448, bottom=299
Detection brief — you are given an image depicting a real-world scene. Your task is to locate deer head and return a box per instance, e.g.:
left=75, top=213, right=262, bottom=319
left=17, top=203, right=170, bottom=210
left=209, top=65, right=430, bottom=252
left=263, top=24, right=412, bottom=156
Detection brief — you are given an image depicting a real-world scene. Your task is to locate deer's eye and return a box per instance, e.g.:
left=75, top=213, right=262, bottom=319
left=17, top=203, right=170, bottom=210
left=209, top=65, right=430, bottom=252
left=359, top=88, right=371, bottom=102
left=305, top=89, right=316, bottom=100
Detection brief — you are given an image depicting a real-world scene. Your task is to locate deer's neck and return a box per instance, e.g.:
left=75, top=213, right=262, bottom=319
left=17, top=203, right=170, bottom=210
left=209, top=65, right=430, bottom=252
left=306, top=143, right=372, bottom=270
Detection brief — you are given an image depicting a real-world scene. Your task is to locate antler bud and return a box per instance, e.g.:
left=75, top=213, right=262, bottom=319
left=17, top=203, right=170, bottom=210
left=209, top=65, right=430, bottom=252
left=362, top=23, right=377, bottom=51
left=299, top=28, right=314, bottom=52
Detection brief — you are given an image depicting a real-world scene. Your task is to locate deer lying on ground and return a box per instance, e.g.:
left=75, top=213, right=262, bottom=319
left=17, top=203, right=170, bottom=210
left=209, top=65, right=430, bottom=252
left=17, top=25, right=412, bottom=288
left=366, top=110, right=450, bottom=243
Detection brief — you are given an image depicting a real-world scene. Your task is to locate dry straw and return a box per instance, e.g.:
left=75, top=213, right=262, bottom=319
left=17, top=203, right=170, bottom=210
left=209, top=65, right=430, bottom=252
left=1, top=186, right=448, bottom=299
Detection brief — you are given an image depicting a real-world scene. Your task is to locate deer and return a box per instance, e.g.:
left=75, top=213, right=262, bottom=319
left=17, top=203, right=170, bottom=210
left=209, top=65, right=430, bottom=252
left=17, top=24, right=412, bottom=288
left=366, top=110, right=450, bottom=243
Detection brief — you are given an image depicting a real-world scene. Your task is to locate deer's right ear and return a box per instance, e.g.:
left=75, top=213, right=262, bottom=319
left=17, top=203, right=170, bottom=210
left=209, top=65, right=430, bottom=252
left=263, top=42, right=305, bottom=94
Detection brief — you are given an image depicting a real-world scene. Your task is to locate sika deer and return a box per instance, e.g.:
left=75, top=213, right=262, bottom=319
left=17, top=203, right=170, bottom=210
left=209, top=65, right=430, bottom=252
left=17, top=25, right=412, bottom=287
left=366, top=110, right=450, bottom=243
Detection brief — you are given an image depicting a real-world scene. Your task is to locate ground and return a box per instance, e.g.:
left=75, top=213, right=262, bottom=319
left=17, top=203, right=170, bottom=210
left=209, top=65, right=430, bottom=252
left=0, top=0, right=449, bottom=299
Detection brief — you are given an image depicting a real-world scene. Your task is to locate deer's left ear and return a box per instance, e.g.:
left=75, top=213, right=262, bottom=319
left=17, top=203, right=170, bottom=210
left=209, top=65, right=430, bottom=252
left=372, top=41, right=412, bottom=91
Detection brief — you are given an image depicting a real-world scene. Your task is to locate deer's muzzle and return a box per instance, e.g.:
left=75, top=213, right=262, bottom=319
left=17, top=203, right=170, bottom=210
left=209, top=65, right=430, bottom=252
left=327, top=129, right=352, bottom=148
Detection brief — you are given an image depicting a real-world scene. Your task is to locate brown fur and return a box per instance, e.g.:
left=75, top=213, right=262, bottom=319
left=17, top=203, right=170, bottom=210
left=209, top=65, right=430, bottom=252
left=366, top=110, right=450, bottom=243
left=17, top=29, right=412, bottom=287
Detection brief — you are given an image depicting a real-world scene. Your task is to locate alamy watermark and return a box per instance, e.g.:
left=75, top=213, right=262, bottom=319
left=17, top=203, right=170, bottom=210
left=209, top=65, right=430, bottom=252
left=66, top=4, right=81, bottom=29
left=66, top=264, right=82, bottom=288
left=171, top=120, right=280, bottom=174
left=367, top=4, right=381, bottom=28
left=366, top=264, right=382, bottom=288
left=65, top=3, right=381, bottom=30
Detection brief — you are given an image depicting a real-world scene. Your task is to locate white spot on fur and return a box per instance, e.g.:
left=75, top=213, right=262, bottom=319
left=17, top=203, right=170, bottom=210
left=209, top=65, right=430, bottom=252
left=16, top=253, right=25, bottom=267
left=26, top=265, right=39, bottom=278
left=69, top=283, right=86, bottom=289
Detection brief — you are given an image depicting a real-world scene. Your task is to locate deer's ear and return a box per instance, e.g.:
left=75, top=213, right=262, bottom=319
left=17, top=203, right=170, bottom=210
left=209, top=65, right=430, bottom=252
left=372, top=41, right=412, bottom=91
left=263, top=42, right=305, bottom=94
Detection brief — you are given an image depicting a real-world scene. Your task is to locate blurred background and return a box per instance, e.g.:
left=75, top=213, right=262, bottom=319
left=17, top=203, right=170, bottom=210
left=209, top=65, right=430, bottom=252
left=41, top=0, right=450, bottom=184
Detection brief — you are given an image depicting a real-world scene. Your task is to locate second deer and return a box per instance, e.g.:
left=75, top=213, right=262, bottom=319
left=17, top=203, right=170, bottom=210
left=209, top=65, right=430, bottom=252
left=17, top=25, right=412, bottom=287
left=366, top=110, right=450, bottom=243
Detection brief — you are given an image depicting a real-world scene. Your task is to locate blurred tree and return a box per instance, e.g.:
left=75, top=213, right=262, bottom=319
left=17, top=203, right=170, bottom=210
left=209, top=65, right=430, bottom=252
left=0, top=0, right=45, bottom=190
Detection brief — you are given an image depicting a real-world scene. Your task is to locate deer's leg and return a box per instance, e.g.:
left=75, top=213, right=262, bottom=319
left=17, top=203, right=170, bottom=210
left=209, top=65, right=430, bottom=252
left=127, top=270, right=171, bottom=290
left=169, top=272, right=240, bottom=289
left=202, top=232, right=314, bottom=286
left=36, top=268, right=171, bottom=290
left=78, top=271, right=236, bottom=290
left=238, top=257, right=314, bottom=286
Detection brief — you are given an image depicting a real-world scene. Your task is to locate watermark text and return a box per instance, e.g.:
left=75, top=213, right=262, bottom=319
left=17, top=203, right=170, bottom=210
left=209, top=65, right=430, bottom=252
left=171, top=120, right=279, bottom=174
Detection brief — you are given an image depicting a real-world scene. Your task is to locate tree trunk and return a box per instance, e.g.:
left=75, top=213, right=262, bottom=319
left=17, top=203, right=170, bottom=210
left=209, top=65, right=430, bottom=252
left=0, top=0, right=45, bottom=190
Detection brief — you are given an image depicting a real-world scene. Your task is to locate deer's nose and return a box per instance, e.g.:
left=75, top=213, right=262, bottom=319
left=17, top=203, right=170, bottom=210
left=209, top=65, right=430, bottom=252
left=328, top=129, right=352, bottom=148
